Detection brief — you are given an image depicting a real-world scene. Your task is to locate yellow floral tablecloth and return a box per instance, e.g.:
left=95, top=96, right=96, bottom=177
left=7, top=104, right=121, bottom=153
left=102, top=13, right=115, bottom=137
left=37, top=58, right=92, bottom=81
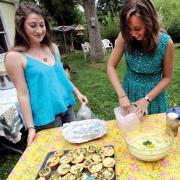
left=8, top=113, right=180, bottom=180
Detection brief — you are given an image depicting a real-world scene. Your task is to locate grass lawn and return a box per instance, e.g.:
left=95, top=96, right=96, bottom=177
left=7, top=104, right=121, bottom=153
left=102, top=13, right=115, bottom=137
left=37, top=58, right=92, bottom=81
left=1, top=48, right=180, bottom=179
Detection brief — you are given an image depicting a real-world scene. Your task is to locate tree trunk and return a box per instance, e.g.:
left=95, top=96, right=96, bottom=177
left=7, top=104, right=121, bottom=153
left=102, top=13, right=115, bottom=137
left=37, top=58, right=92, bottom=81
left=83, top=0, right=104, bottom=61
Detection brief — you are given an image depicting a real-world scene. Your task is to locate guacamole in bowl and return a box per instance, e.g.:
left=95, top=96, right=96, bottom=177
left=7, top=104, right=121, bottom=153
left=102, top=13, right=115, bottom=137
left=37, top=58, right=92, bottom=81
left=125, top=127, right=174, bottom=162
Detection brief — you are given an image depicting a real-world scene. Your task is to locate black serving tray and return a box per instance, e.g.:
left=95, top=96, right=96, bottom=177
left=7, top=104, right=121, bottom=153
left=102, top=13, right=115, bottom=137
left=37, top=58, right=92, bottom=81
left=35, top=145, right=116, bottom=180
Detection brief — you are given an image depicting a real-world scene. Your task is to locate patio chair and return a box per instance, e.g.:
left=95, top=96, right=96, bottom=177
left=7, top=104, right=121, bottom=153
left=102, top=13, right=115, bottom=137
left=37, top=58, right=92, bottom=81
left=102, top=39, right=113, bottom=54
left=84, top=42, right=90, bottom=47
left=81, top=43, right=90, bottom=60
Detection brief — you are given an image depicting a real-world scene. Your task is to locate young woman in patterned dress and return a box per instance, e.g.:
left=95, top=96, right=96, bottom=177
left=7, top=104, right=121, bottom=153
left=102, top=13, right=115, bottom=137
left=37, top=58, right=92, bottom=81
left=107, top=0, right=174, bottom=115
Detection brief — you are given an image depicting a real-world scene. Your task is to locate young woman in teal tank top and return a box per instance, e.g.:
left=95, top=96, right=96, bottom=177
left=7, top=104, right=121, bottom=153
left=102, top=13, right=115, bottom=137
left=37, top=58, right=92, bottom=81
left=5, top=3, right=88, bottom=146
left=107, top=0, right=174, bottom=116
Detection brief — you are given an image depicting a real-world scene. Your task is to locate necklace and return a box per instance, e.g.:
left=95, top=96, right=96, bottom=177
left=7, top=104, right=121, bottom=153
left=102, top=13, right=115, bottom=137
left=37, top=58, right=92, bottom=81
left=42, top=57, right=48, bottom=62
left=30, top=48, right=50, bottom=62
left=37, top=54, right=48, bottom=62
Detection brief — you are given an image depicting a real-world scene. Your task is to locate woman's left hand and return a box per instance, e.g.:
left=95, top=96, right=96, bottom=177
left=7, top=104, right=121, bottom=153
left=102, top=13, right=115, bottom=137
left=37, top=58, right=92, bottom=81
left=27, top=128, right=36, bottom=146
left=73, top=85, right=88, bottom=104
left=77, top=93, right=88, bottom=104
left=133, top=97, right=149, bottom=117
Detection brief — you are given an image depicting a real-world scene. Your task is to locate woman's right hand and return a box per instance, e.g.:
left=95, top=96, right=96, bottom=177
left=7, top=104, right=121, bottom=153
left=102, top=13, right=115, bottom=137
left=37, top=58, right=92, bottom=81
left=119, top=96, right=131, bottom=113
left=27, top=128, right=36, bottom=146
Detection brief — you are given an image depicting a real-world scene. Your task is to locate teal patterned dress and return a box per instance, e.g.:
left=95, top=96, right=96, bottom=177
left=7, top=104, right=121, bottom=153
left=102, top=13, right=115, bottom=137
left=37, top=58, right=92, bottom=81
left=123, top=32, right=171, bottom=114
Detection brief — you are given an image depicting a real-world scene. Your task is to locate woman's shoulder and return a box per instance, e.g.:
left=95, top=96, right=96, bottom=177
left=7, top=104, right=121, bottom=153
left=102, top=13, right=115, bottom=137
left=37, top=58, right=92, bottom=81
left=157, top=32, right=172, bottom=48
left=5, top=48, right=26, bottom=67
left=157, top=32, right=173, bottom=54
left=117, top=32, right=125, bottom=42
left=51, top=43, right=60, bottom=57
left=6, top=50, right=23, bottom=61
left=51, top=43, right=59, bottom=52
left=115, top=32, right=125, bottom=47
left=6, top=46, right=27, bottom=56
left=160, top=32, right=171, bottom=42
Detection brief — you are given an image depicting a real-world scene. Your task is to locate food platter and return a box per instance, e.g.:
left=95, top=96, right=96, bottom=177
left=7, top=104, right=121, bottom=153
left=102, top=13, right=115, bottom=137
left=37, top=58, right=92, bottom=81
left=36, top=145, right=116, bottom=180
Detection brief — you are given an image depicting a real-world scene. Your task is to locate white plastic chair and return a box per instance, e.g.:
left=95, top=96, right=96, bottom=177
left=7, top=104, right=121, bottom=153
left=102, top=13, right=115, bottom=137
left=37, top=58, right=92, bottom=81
left=102, top=39, right=113, bottom=54
left=84, top=42, right=90, bottom=47
left=81, top=43, right=90, bottom=60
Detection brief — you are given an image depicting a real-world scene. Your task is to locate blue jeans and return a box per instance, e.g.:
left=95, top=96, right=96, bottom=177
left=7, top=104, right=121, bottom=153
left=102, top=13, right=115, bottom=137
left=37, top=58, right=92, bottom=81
left=35, top=106, right=76, bottom=132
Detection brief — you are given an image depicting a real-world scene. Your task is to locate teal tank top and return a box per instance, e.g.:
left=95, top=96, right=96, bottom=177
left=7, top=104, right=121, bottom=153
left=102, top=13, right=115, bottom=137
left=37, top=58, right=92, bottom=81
left=123, top=32, right=171, bottom=114
left=24, top=52, right=76, bottom=126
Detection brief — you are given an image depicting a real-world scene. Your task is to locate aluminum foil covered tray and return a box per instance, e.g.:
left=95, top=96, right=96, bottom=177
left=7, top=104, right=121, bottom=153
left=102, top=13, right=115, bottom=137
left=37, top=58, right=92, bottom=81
left=61, top=119, right=108, bottom=143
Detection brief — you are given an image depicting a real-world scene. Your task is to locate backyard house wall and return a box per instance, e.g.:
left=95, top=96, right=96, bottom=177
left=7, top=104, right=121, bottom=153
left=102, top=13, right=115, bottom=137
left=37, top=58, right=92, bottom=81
left=0, top=0, right=18, bottom=63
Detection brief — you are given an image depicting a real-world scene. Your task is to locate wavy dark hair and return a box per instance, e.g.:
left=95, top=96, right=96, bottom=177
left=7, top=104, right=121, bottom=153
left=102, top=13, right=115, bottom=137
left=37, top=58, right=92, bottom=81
left=120, top=0, right=160, bottom=54
left=14, top=2, right=52, bottom=51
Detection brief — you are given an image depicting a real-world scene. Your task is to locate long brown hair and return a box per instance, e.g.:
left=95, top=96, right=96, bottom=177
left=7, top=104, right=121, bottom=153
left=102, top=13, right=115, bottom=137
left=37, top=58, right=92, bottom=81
left=120, top=0, right=160, bottom=54
left=14, top=2, right=52, bottom=51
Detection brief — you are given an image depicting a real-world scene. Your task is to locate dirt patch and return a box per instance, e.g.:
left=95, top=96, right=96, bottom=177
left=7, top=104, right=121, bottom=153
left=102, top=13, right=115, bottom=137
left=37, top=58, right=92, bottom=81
left=88, top=63, right=105, bottom=68
left=175, top=44, right=180, bottom=49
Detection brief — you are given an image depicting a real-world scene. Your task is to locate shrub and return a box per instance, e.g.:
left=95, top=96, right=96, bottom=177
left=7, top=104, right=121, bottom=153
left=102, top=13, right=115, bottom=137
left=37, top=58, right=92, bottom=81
left=155, top=0, right=180, bottom=42
left=100, top=16, right=120, bottom=45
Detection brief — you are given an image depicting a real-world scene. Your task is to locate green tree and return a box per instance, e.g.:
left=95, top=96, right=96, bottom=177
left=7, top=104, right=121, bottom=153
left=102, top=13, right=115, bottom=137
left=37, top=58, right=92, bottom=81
left=154, top=0, right=180, bottom=41
left=20, top=0, right=82, bottom=26
left=40, top=0, right=81, bottom=25
left=97, top=0, right=125, bottom=24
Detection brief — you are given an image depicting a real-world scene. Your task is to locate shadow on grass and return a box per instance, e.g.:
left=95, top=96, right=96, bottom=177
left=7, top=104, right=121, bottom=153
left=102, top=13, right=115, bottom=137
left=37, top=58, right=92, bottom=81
left=0, top=128, right=27, bottom=179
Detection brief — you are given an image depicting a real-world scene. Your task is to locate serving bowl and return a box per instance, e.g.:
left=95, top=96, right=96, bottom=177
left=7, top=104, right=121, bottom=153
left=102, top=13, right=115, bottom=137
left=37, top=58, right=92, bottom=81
left=124, top=127, right=174, bottom=162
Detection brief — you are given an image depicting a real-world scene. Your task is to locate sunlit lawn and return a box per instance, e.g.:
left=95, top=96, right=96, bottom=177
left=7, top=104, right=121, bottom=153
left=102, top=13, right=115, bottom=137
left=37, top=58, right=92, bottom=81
left=1, top=48, right=180, bottom=179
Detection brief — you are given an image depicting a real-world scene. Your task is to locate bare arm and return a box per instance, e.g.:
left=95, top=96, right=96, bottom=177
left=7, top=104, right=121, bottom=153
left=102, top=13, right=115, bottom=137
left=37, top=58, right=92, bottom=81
left=5, top=51, right=35, bottom=145
left=145, top=39, right=174, bottom=101
left=134, top=39, right=174, bottom=115
left=107, top=33, right=131, bottom=111
left=107, top=33, right=126, bottom=97
left=72, top=85, right=88, bottom=104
